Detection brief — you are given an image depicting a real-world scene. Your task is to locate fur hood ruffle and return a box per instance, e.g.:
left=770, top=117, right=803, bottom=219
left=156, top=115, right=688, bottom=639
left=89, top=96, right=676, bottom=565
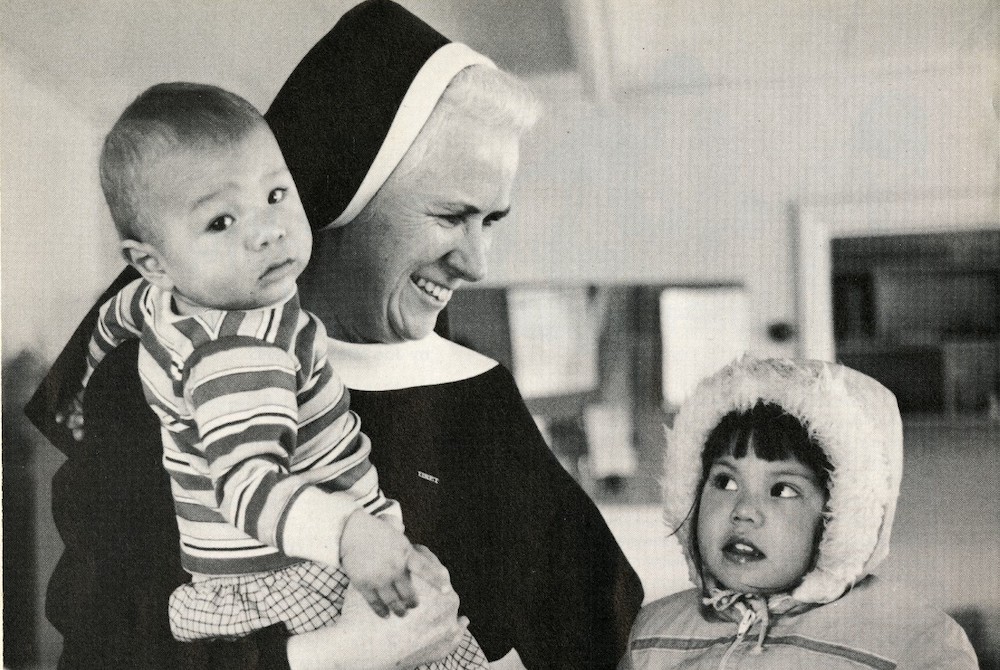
left=663, top=356, right=903, bottom=605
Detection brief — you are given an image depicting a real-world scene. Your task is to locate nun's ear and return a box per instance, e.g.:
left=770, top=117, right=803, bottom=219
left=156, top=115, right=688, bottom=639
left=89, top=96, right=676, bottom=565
left=121, top=240, right=173, bottom=291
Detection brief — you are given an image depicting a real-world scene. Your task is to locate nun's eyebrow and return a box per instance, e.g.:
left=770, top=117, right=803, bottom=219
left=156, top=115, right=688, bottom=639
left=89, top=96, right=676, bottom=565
left=485, top=206, right=511, bottom=222
left=437, top=203, right=511, bottom=220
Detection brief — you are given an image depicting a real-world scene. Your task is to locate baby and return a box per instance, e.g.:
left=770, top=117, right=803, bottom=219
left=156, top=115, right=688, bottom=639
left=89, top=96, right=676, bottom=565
left=64, top=82, right=486, bottom=667
left=620, top=356, right=978, bottom=669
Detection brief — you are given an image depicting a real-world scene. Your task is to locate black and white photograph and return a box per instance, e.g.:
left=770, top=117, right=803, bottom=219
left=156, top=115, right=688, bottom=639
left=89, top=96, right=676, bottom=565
left=2, top=1, right=998, bottom=668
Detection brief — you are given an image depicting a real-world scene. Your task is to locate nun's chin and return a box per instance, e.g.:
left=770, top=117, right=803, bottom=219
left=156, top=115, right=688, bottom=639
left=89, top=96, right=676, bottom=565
left=385, top=285, right=444, bottom=342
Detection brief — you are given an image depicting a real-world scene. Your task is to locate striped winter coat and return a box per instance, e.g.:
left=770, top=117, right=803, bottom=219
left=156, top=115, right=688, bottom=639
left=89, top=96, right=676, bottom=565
left=83, top=278, right=396, bottom=576
left=620, top=358, right=977, bottom=669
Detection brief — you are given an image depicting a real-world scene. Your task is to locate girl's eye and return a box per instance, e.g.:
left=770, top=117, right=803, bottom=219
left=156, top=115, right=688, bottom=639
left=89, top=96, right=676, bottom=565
left=712, top=474, right=737, bottom=491
left=771, top=483, right=800, bottom=498
left=207, top=214, right=234, bottom=232
left=268, top=187, right=287, bottom=204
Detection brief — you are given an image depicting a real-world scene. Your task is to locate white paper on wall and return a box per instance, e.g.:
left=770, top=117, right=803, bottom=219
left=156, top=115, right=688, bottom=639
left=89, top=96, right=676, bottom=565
left=507, top=287, right=601, bottom=399
left=584, top=402, right=638, bottom=478
left=661, top=286, right=751, bottom=408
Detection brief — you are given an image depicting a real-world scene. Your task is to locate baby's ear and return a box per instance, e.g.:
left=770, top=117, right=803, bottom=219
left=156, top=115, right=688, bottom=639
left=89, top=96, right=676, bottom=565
left=121, top=240, right=173, bottom=291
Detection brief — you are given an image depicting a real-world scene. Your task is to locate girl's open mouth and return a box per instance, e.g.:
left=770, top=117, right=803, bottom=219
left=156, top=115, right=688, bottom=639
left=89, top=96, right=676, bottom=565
left=722, top=540, right=765, bottom=563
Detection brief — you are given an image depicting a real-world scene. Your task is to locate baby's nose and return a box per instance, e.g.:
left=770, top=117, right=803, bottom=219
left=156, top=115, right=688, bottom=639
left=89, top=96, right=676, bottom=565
left=250, top=221, right=286, bottom=249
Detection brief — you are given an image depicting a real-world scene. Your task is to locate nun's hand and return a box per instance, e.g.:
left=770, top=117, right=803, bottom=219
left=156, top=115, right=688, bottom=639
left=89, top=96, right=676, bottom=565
left=286, top=568, right=467, bottom=670
left=405, top=544, right=452, bottom=593
left=55, top=391, right=85, bottom=442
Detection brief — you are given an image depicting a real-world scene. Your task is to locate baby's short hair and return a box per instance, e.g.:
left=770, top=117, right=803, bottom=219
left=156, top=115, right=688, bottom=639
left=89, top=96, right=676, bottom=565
left=100, top=82, right=265, bottom=242
left=701, top=400, right=833, bottom=492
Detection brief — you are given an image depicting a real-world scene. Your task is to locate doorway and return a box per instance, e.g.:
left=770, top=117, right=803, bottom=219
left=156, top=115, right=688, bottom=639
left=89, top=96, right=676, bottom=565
left=794, top=196, right=999, bottom=416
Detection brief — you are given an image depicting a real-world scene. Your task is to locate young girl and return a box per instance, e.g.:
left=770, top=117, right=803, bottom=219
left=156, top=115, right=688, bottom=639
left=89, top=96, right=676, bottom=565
left=620, top=356, right=978, bottom=669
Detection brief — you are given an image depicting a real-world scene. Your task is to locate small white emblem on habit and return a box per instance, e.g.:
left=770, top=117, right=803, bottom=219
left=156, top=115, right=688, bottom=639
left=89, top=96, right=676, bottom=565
left=417, top=471, right=439, bottom=484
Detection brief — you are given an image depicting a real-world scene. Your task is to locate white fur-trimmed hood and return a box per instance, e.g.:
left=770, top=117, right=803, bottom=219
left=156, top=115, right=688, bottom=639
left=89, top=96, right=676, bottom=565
left=663, top=356, right=903, bottom=605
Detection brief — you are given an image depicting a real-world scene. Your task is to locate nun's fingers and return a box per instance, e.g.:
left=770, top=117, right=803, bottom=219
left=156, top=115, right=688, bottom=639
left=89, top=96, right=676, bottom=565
left=408, top=544, right=452, bottom=592
left=357, top=585, right=391, bottom=618
left=394, top=569, right=419, bottom=610
left=376, top=582, right=411, bottom=617
left=443, top=616, right=471, bottom=656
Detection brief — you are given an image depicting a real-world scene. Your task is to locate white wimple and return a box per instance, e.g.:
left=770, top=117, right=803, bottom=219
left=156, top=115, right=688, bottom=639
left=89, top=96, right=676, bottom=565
left=327, top=43, right=496, bottom=229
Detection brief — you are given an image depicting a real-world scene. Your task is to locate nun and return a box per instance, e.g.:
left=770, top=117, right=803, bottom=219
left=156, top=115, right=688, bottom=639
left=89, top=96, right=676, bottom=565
left=27, top=2, right=643, bottom=668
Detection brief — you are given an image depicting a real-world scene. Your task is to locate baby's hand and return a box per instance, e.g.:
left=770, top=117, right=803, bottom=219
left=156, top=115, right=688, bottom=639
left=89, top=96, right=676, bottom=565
left=55, top=391, right=85, bottom=442
left=340, top=509, right=420, bottom=618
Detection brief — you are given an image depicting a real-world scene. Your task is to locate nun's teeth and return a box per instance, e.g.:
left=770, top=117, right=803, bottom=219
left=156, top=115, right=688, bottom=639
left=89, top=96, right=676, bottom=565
left=414, top=277, right=452, bottom=302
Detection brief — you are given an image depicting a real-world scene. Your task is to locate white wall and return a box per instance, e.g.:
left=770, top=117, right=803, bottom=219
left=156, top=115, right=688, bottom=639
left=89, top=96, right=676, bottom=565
left=487, top=56, right=998, bottom=359
left=1, top=50, right=122, bottom=363
left=2, top=23, right=996, bottom=367
left=1, top=50, right=128, bottom=667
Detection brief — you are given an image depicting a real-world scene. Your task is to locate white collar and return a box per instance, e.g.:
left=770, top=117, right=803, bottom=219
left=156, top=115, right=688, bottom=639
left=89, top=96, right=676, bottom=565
left=325, top=333, right=498, bottom=391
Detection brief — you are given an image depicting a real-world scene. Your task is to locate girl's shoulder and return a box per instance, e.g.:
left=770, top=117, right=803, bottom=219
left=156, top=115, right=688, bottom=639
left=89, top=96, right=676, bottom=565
left=631, top=588, right=705, bottom=636
left=788, top=577, right=979, bottom=669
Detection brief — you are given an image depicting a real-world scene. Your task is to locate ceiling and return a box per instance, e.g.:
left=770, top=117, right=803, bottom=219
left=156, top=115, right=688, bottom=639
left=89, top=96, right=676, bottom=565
left=598, top=0, right=997, bottom=91
left=1, top=0, right=574, bottom=125
left=2, top=0, right=996, bottom=127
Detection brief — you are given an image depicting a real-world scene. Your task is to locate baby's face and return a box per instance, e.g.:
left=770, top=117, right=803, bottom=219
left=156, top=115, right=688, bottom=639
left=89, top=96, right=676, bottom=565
left=138, top=123, right=312, bottom=313
left=697, top=451, right=826, bottom=595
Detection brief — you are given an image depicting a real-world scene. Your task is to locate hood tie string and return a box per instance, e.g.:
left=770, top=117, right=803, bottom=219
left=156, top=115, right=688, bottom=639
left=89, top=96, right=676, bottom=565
left=703, top=590, right=772, bottom=668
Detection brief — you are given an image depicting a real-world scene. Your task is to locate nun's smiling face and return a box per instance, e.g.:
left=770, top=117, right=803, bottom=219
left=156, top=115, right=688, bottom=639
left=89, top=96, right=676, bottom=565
left=309, top=112, right=521, bottom=343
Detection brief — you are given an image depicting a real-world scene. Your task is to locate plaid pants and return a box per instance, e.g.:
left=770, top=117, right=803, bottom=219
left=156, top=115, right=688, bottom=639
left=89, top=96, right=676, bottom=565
left=169, top=560, right=488, bottom=669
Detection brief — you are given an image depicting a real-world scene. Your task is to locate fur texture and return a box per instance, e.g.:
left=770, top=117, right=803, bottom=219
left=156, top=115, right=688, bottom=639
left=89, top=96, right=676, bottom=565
left=663, top=356, right=903, bottom=605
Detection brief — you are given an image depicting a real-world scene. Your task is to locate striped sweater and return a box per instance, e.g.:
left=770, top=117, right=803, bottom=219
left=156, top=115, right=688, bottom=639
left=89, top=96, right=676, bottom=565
left=82, top=278, right=398, bottom=576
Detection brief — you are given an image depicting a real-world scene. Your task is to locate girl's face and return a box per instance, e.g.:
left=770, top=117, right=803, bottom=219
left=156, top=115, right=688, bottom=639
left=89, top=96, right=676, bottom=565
left=697, top=450, right=827, bottom=594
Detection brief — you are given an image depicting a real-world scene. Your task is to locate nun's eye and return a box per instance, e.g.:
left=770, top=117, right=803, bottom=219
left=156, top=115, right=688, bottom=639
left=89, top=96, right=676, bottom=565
left=435, top=213, right=463, bottom=226
left=483, top=211, right=508, bottom=228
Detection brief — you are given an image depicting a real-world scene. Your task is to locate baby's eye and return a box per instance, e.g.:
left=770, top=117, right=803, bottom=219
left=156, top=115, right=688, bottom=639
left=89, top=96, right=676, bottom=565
left=207, top=214, right=234, bottom=232
left=771, top=483, right=800, bottom=498
left=712, top=474, right=738, bottom=491
left=268, top=187, right=287, bottom=204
